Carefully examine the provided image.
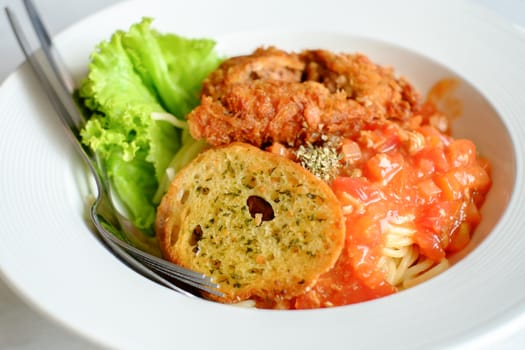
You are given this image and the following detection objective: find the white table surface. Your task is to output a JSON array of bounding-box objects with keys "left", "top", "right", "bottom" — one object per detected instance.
[{"left": 1, "top": 0, "right": 525, "bottom": 349}]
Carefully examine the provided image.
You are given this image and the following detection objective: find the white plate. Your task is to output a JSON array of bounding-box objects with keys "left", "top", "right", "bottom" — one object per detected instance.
[{"left": 1, "top": 0, "right": 525, "bottom": 349}]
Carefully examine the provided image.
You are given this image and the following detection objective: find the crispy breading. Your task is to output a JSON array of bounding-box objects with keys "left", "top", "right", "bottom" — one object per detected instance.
[
  {"left": 189, "top": 80, "right": 369, "bottom": 147},
  {"left": 301, "top": 49, "right": 419, "bottom": 120},
  {"left": 201, "top": 46, "right": 304, "bottom": 100},
  {"left": 187, "top": 47, "right": 421, "bottom": 147}
]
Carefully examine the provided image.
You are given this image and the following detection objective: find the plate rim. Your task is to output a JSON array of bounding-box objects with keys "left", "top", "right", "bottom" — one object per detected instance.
[{"left": 1, "top": 0, "right": 525, "bottom": 349}]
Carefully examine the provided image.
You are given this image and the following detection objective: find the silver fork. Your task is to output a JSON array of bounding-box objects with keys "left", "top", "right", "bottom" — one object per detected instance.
[{"left": 5, "top": 1, "right": 222, "bottom": 299}]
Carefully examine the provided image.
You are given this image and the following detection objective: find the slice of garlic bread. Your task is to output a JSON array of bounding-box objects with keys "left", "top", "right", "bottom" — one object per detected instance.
[{"left": 156, "top": 142, "right": 344, "bottom": 303}]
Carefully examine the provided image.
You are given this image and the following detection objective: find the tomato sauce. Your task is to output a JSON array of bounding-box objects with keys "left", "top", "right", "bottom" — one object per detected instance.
[{"left": 292, "top": 107, "right": 491, "bottom": 309}]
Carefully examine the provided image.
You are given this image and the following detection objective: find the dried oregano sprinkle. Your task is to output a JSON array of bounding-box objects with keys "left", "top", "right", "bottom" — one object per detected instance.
[{"left": 295, "top": 143, "right": 342, "bottom": 182}]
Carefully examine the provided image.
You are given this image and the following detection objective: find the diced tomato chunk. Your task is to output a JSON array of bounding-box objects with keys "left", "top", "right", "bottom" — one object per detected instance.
[
  {"left": 414, "top": 228, "right": 446, "bottom": 261},
  {"left": 332, "top": 176, "right": 383, "bottom": 206},
  {"left": 462, "top": 165, "right": 491, "bottom": 193},
  {"left": 446, "top": 139, "right": 477, "bottom": 168},
  {"left": 462, "top": 201, "right": 481, "bottom": 226},
  {"left": 414, "top": 201, "right": 463, "bottom": 260},
  {"left": 446, "top": 223, "right": 472, "bottom": 253},
  {"left": 414, "top": 146, "right": 449, "bottom": 173},
  {"left": 435, "top": 165, "right": 491, "bottom": 201},
  {"left": 434, "top": 171, "right": 464, "bottom": 200},
  {"left": 417, "top": 125, "right": 451, "bottom": 148},
  {"left": 378, "top": 131, "right": 401, "bottom": 153},
  {"left": 341, "top": 139, "right": 362, "bottom": 163},
  {"left": 365, "top": 152, "right": 404, "bottom": 183},
  {"left": 417, "top": 179, "right": 442, "bottom": 200}
]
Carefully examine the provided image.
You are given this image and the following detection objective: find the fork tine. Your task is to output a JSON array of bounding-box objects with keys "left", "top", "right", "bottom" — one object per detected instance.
[
  {"left": 132, "top": 254, "right": 223, "bottom": 297},
  {"left": 22, "top": 0, "right": 84, "bottom": 129},
  {"left": 103, "top": 234, "right": 198, "bottom": 298},
  {"left": 5, "top": 7, "right": 76, "bottom": 135},
  {"left": 22, "top": 0, "right": 51, "bottom": 47},
  {"left": 136, "top": 253, "right": 216, "bottom": 285},
  {"left": 22, "top": 0, "right": 75, "bottom": 94},
  {"left": 7, "top": 5, "right": 78, "bottom": 132},
  {"left": 133, "top": 253, "right": 218, "bottom": 287},
  {"left": 5, "top": 7, "right": 32, "bottom": 58},
  {"left": 99, "top": 224, "right": 221, "bottom": 290}
]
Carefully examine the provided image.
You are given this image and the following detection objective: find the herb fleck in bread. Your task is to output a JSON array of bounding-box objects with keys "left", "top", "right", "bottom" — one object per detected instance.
[{"left": 155, "top": 142, "right": 344, "bottom": 303}]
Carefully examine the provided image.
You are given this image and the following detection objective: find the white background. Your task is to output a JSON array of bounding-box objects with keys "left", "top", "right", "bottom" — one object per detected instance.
[{"left": 0, "top": 0, "right": 524, "bottom": 349}]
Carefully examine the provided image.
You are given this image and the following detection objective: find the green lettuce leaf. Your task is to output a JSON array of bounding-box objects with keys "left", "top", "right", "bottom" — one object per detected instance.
[{"left": 79, "top": 18, "right": 222, "bottom": 234}]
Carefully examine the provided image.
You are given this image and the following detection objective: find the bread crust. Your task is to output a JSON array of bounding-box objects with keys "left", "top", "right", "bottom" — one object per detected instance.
[{"left": 156, "top": 142, "right": 344, "bottom": 303}]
